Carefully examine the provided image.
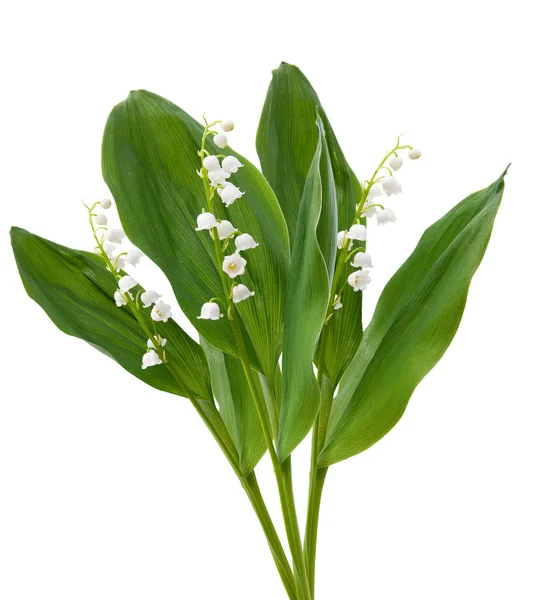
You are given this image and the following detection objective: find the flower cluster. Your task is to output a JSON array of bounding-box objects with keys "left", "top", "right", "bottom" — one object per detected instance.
[
  {"left": 85, "top": 198, "right": 172, "bottom": 371},
  {"left": 335, "top": 140, "right": 422, "bottom": 302},
  {"left": 195, "top": 118, "right": 258, "bottom": 320}
]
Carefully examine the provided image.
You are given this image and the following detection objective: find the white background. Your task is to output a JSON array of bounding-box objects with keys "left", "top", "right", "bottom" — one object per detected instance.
[{"left": 1, "top": 1, "right": 532, "bottom": 598}]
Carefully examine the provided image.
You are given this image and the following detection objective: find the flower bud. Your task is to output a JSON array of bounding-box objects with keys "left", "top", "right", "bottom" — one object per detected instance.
[
  {"left": 195, "top": 212, "right": 217, "bottom": 231},
  {"left": 220, "top": 120, "right": 234, "bottom": 132},
  {"left": 389, "top": 156, "right": 403, "bottom": 171},
  {"left": 105, "top": 228, "right": 125, "bottom": 243},
  {"left": 221, "top": 156, "right": 243, "bottom": 174},
  {"left": 94, "top": 213, "right": 107, "bottom": 226},
  {"left": 376, "top": 207, "right": 397, "bottom": 225},
  {"left": 198, "top": 302, "right": 223, "bottom": 320},
  {"left": 216, "top": 220, "right": 238, "bottom": 240},
  {"left": 235, "top": 233, "right": 259, "bottom": 251},
  {"left": 100, "top": 198, "right": 112, "bottom": 209},
  {"left": 351, "top": 251, "right": 373, "bottom": 268},
  {"left": 114, "top": 290, "right": 132, "bottom": 307},
  {"left": 408, "top": 148, "right": 422, "bottom": 159},
  {"left": 347, "top": 224, "right": 367, "bottom": 241},
  {"left": 203, "top": 155, "right": 220, "bottom": 171},
  {"left": 213, "top": 133, "right": 228, "bottom": 148},
  {"left": 232, "top": 284, "right": 255, "bottom": 303},
  {"left": 142, "top": 349, "right": 162, "bottom": 369}
]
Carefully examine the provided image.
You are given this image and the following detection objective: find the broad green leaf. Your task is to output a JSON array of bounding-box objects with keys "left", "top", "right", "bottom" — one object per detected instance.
[
  {"left": 201, "top": 338, "right": 266, "bottom": 475},
  {"left": 318, "top": 171, "right": 507, "bottom": 467},
  {"left": 257, "top": 62, "right": 363, "bottom": 387},
  {"left": 102, "top": 90, "right": 289, "bottom": 381},
  {"left": 11, "top": 227, "right": 213, "bottom": 400},
  {"left": 277, "top": 118, "right": 331, "bottom": 462}
]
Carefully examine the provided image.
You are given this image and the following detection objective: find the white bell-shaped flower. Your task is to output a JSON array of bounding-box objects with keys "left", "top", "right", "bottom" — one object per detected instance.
[
  {"left": 114, "top": 290, "right": 133, "bottom": 307},
  {"left": 220, "top": 120, "right": 234, "bottom": 132},
  {"left": 232, "top": 284, "right": 255, "bottom": 303},
  {"left": 223, "top": 252, "right": 247, "bottom": 278},
  {"left": 389, "top": 156, "right": 403, "bottom": 171},
  {"left": 195, "top": 212, "right": 217, "bottom": 231},
  {"left": 367, "top": 183, "right": 383, "bottom": 200},
  {"left": 213, "top": 133, "right": 228, "bottom": 148},
  {"left": 348, "top": 269, "right": 371, "bottom": 291},
  {"left": 376, "top": 207, "right": 397, "bottom": 225},
  {"left": 100, "top": 198, "right": 112, "bottom": 209},
  {"left": 362, "top": 201, "right": 378, "bottom": 218},
  {"left": 142, "top": 349, "right": 162, "bottom": 370},
  {"left": 337, "top": 230, "right": 352, "bottom": 250},
  {"left": 147, "top": 335, "right": 167, "bottom": 349},
  {"left": 351, "top": 251, "right": 373, "bottom": 268},
  {"left": 408, "top": 148, "right": 422, "bottom": 159},
  {"left": 151, "top": 300, "right": 172, "bottom": 323},
  {"left": 105, "top": 228, "right": 125, "bottom": 243},
  {"left": 113, "top": 253, "right": 126, "bottom": 271},
  {"left": 218, "top": 182, "right": 244, "bottom": 207},
  {"left": 333, "top": 295, "right": 343, "bottom": 310},
  {"left": 94, "top": 213, "right": 107, "bottom": 226},
  {"left": 102, "top": 241, "right": 117, "bottom": 257},
  {"left": 125, "top": 248, "right": 144, "bottom": 266},
  {"left": 140, "top": 289, "right": 161, "bottom": 308},
  {"left": 347, "top": 223, "right": 367, "bottom": 241},
  {"left": 235, "top": 233, "right": 259, "bottom": 251},
  {"left": 198, "top": 302, "right": 223, "bottom": 320},
  {"left": 203, "top": 155, "right": 220, "bottom": 171},
  {"left": 221, "top": 156, "right": 243, "bottom": 174},
  {"left": 382, "top": 176, "right": 402, "bottom": 196},
  {"left": 208, "top": 168, "right": 230, "bottom": 186},
  {"left": 119, "top": 275, "right": 137, "bottom": 292},
  {"left": 217, "top": 220, "right": 238, "bottom": 240}
]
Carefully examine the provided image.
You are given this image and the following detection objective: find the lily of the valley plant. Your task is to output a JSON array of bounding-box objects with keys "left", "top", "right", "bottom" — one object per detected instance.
[{"left": 11, "top": 63, "right": 506, "bottom": 599}]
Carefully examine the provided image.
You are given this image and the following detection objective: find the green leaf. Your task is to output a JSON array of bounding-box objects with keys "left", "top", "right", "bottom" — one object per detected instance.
[
  {"left": 256, "top": 61, "right": 363, "bottom": 387},
  {"left": 318, "top": 170, "right": 507, "bottom": 467},
  {"left": 201, "top": 338, "right": 266, "bottom": 475},
  {"left": 277, "top": 118, "right": 331, "bottom": 462},
  {"left": 10, "top": 227, "right": 212, "bottom": 401},
  {"left": 102, "top": 90, "right": 289, "bottom": 381}
]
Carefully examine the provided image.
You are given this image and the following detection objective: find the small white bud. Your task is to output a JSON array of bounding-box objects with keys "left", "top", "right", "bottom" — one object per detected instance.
[
  {"left": 195, "top": 212, "right": 217, "bottom": 231},
  {"left": 216, "top": 220, "right": 238, "bottom": 240},
  {"left": 376, "top": 207, "right": 397, "bottom": 225},
  {"left": 408, "top": 148, "right": 422, "bottom": 160},
  {"left": 223, "top": 252, "right": 247, "bottom": 278},
  {"left": 203, "top": 155, "right": 220, "bottom": 171},
  {"left": 389, "top": 156, "right": 403, "bottom": 171},
  {"left": 333, "top": 295, "right": 343, "bottom": 310},
  {"left": 100, "top": 198, "right": 112, "bottom": 209},
  {"left": 351, "top": 251, "right": 373, "bottom": 268},
  {"left": 347, "top": 224, "right": 367, "bottom": 241},
  {"left": 232, "top": 284, "right": 255, "bottom": 303},
  {"left": 198, "top": 302, "right": 223, "bottom": 320},
  {"left": 105, "top": 228, "right": 125, "bottom": 243},
  {"left": 147, "top": 335, "right": 167, "bottom": 349},
  {"left": 118, "top": 275, "right": 137, "bottom": 292},
  {"left": 213, "top": 133, "right": 228, "bottom": 148},
  {"left": 337, "top": 230, "right": 352, "bottom": 250},
  {"left": 235, "top": 233, "right": 259, "bottom": 252},
  {"left": 221, "top": 156, "right": 243, "bottom": 174},
  {"left": 94, "top": 213, "right": 107, "bottom": 226},
  {"left": 220, "top": 120, "right": 234, "bottom": 132}
]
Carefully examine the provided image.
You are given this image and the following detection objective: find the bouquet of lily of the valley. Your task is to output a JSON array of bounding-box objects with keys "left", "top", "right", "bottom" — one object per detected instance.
[{"left": 11, "top": 63, "right": 506, "bottom": 599}]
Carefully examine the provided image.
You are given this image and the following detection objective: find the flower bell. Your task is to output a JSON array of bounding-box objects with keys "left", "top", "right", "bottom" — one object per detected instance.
[
  {"left": 232, "top": 284, "right": 255, "bottom": 303},
  {"left": 221, "top": 156, "right": 243, "bottom": 173},
  {"left": 195, "top": 212, "right": 217, "bottom": 231},
  {"left": 203, "top": 155, "right": 220, "bottom": 171},
  {"left": 382, "top": 176, "right": 402, "bottom": 196},
  {"left": 102, "top": 241, "right": 116, "bottom": 257},
  {"left": 351, "top": 252, "right": 373, "bottom": 268},
  {"left": 141, "top": 290, "right": 161, "bottom": 308},
  {"left": 218, "top": 182, "right": 244, "bottom": 207},
  {"left": 223, "top": 252, "right": 247, "bottom": 278},
  {"left": 198, "top": 302, "right": 223, "bottom": 320},
  {"left": 151, "top": 300, "right": 172, "bottom": 322},
  {"left": 105, "top": 228, "right": 125, "bottom": 243},
  {"left": 94, "top": 213, "right": 107, "bottom": 226},
  {"left": 114, "top": 290, "right": 132, "bottom": 307},
  {"left": 235, "top": 233, "right": 259, "bottom": 251},
  {"left": 217, "top": 220, "right": 238, "bottom": 240},
  {"left": 125, "top": 248, "right": 144, "bottom": 266},
  {"left": 100, "top": 198, "right": 112, "bottom": 209},
  {"left": 333, "top": 295, "right": 343, "bottom": 310},
  {"left": 213, "top": 133, "right": 228, "bottom": 148},
  {"left": 389, "top": 156, "right": 403, "bottom": 171},
  {"left": 337, "top": 230, "right": 352, "bottom": 249},
  {"left": 118, "top": 275, "right": 137, "bottom": 292},
  {"left": 347, "top": 224, "right": 367, "bottom": 241},
  {"left": 142, "top": 349, "right": 162, "bottom": 370},
  {"left": 408, "top": 148, "right": 422, "bottom": 159},
  {"left": 362, "top": 201, "right": 378, "bottom": 218},
  {"left": 376, "top": 207, "right": 397, "bottom": 225},
  {"left": 367, "top": 183, "right": 383, "bottom": 200},
  {"left": 220, "top": 120, "right": 234, "bottom": 132},
  {"left": 348, "top": 269, "right": 371, "bottom": 291},
  {"left": 208, "top": 169, "right": 229, "bottom": 186},
  {"left": 147, "top": 335, "right": 167, "bottom": 349}
]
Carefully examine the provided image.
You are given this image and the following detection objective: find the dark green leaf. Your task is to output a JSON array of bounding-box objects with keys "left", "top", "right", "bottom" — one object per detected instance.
[
  {"left": 257, "top": 62, "right": 363, "bottom": 387},
  {"left": 201, "top": 338, "right": 266, "bottom": 475},
  {"left": 102, "top": 90, "right": 289, "bottom": 381},
  {"left": 318, "top": 170, "right": 507, "bottom": 467},
  {"left": 277, "top": 118, "right": 331, "bottom": 462}
]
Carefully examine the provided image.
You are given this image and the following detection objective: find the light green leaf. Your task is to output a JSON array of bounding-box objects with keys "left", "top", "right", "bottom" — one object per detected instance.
[
  {"left": 256, "top": 61, "right": 363, "bottom": 387},
  {"left": 201, "top": 338, "right": 266, "bottom": 475},
  {"left": 102, "top": 90, "right": 289, "bottom": 381},
  {"left": 277, "top": 118, "right": 331, "bottom": 462},
  {"left": 11, "top": 227, "right": 213, "bottom": 401},
  {"left": 318, "top": 170, "right": 507, "bottom": 467}
]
